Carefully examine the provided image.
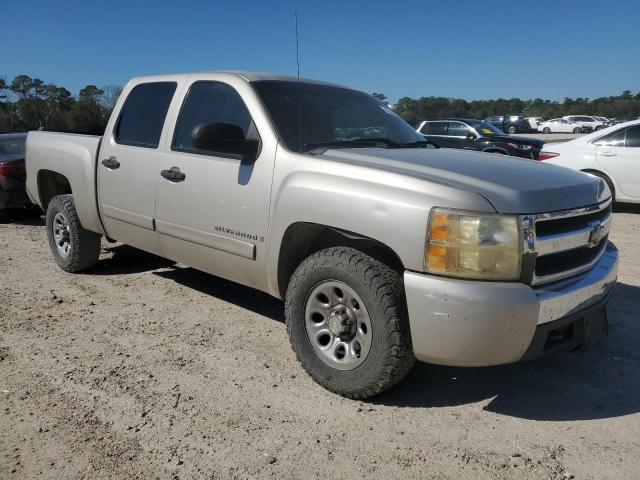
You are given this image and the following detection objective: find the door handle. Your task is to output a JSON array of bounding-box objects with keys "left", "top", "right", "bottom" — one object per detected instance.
[
  {"left": 101, "top": 156, "right": 120, "bottom": 169},
  {"left": 160, "top": 167, "right": 186, "bottom": 182},
  {"left": 600, "top": 151, "right": 617, "bottom": 157}
]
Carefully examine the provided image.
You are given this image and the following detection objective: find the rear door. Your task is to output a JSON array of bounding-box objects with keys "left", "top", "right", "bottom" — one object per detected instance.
[
  {"left": 595, "top": 125, "right": 640, "bottom": 198},
  {"left": 97, "top": 81, "right": 177, "bottom": 253},
  {"left": 153, "top": 77, "right": 277, "bottom": 290},
  {"left": 422, "top": 121, "right": 448, "bottom": 146}
]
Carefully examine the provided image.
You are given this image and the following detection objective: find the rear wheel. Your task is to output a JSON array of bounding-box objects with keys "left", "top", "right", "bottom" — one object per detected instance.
[
  {"left": 543, "top": 127, "right": 551, "bottom": 134},
  {"left": 285, "top": 247, "right": 415, "bottom": 399},
  {"left": 507, "top": 125, "right": 517, "bottom": 134},
  {"left": 46, "top": 194, "right": 101, "bottom": 272},
  {"left": 573, "top": 127, "right": 581, "bottom": 134}
]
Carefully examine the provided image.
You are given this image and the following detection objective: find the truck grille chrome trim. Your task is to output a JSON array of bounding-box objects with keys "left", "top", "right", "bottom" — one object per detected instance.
[{"left": 521, "top": 199, "right": 612, "bottom": 285}]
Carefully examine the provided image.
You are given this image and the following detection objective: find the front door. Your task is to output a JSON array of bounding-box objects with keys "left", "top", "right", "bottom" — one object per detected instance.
[
  {"left": 444, "top": 121, "right": 474, "bottom": 150},
  {"left": 97, "top": 81, "right": 177, "bottom": 253},
  {"left": 595, "top": 125, "right": 640, "bottom": 198},
  {"left": 154, "top": 78, "right": 276, "bottom": 290}
]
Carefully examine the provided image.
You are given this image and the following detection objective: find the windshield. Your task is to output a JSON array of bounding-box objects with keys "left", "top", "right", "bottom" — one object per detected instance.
[
  {"left": 465, "top": 120, "right": 505, "bottom": 136},
  {"left": 0, "top": 138, "right": 26, "bottom": 155},
  {"left": 252, "top": 80, "right": 424, "bottom": 152}
]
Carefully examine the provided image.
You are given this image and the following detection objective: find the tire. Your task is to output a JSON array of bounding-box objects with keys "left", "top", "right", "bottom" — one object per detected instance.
[
  {"left": 543, "top": 127, "right": 551, "bottom": 134},
  {"left": 285, "top": 247, "right": 415, "bottom": 399},
  {"left": 46, "top": 194, "right": 101, "bottom": 272},
  {"left": 507, "top": 125, "right": 517, "bottom": 134},
  {"left": 586, "top": 171, "right": 615, "bottom": 201},
  {"left": 573, "top": 127, "right": 581, "bottom": 134}
]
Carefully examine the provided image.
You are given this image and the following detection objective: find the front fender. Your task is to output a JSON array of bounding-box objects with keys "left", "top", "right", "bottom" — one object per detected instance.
[{"left": 265, "top": 149, "right": 495, "bottom": 296}]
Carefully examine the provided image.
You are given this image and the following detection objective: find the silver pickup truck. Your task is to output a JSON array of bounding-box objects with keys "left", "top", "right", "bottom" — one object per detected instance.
[{"left": 26, "top": 72, "right": 618, "bottom": 398}]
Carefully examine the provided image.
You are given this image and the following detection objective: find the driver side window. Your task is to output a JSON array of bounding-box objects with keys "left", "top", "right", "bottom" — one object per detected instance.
[
  {"left": 447, "top": 122, "right": 470, "bottom": 137},
  {"left": 172, "top": 81, "right": 254, "bottom": 155}
]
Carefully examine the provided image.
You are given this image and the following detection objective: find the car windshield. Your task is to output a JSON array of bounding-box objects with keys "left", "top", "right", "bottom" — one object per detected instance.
[
  {"left": 0, "top": 138, "right": 26, "bottom": 155},
  {"left": 465, "top": 120, "right": 505, "bottom": 136},
  {"left": 252, "top": 80, "right": 425, "bottom": 153}
]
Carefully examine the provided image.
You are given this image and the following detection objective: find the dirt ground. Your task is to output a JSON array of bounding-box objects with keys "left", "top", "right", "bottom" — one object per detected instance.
[{"left": 1, "top": 205, "right": 639, "bottom": 480}]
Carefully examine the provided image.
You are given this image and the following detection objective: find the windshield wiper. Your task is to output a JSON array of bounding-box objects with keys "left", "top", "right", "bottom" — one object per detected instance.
[
  {"left": 304, "top": 140, "right": 380, "bottom": 154},
  {"left": 304, "top": 137, "right": 403, "bottom": 154},
  {"left": 403, "top": 140, "right": 430, "bottom": 147},
  {"left": 304, "top": 137, "right": 426, "bottom": 154},
  {"left": 344, "top": 137, "right": 404, "bottom": 148}
]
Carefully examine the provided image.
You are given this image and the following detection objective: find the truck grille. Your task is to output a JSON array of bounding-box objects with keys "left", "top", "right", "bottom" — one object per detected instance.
[
  {"left": 528, "top": 200, "right": 612, "bottom": 285},
  {"left": 535, "top": 239, "right": 608, "bottom": 277},
  {"left": 535, "top": 207, "right": 610, "bottom": 237}
]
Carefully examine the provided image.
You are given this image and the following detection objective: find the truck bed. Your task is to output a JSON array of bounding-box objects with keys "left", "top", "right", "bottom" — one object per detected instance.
[{"left": 25, "top": 131, "right": 105, "bottom": 235}]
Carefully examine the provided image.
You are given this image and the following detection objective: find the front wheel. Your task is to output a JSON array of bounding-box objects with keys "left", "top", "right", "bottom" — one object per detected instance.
[
  {"left": 46, "top": 194, "right": 101, "bottom": 272},
  {"left": 543, "top": 127, "right": 551, "bottom": 134},
  {"left": 285, "top": 247, "right": 415, "bottom": 399},
  {"left": 573, "top": 127, "right": 581, "bottom": 134},
  {"left": 507, "top": 125, "right": 517, "bottom": 134}
]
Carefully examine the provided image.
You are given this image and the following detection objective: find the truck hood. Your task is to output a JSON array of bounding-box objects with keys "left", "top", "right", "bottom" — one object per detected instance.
[{"left": 319, "top": 147, "right": 605, "bottom": 214}]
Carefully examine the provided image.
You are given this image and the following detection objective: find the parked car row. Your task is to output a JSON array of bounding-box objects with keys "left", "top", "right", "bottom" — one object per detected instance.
[
  {"left": 481, "top": 114, "right": 619, "bottom": 134},
  {"left": 416, "top": 119, "right": 543, "bottom": 159}
]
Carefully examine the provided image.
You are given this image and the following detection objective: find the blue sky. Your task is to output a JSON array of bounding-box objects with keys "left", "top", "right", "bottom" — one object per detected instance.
[{"left": 2, "top": 0, "right": 639, "bottom": 103}]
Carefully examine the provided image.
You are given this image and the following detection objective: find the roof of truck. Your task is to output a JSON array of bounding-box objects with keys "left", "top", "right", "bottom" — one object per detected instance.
[{"left": 129, "top": 71, "right": 345, "bottom": 88}]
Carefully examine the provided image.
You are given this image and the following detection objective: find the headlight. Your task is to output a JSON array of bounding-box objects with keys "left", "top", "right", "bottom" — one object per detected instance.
[{"left": 425, "top": 208, "right": 522, "bottom": 280}]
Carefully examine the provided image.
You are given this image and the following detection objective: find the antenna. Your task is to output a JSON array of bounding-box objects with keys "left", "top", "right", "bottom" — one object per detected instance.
[{"left": 295, "top": 10, "right": 302, "bottom": 152}]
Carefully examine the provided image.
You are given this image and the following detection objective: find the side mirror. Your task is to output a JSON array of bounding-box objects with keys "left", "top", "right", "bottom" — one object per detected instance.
[{"left": 191, "top": 122, "right": 260, "bottom": 163}]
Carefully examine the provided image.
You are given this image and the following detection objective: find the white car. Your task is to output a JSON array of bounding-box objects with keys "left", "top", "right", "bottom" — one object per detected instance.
[
  {"left": 563, "top": 115, "right": 607, "bottom": 131},
  {"left": 537, "top": 118, "right": 585, "bottom": 134},
  {"left": 525, "top": 117, "right": 545, "bottom": 129},
  {"left": 539, "top": 120, "right": 640, "bottom": 203}
]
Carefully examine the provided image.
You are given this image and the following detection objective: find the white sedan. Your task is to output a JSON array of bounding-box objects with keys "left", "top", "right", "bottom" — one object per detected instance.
[
  {"left": 537, "top": 118, "right": 585, "bottom": 134},
  {"left": 563, "top": 115, "right": 607, "bottom": 131},
  {"left": 539, "top": 120, "right": 640, "bottom": 203}
]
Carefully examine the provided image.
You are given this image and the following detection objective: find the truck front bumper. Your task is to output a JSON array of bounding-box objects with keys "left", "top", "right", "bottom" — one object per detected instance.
[{"left": 404, "top": 242, "right": 618, "bottom": 367}]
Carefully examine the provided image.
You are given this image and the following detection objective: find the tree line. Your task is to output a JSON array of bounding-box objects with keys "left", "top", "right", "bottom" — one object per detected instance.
[
  {"left": 0, "top": 75, "right": 121, "bottom": 135},
  {"left": 391, "top": 90, "right": 640, "bottom": 126},
  {"left": 1, "top": 74, "right": 639, "bottom": 135}
]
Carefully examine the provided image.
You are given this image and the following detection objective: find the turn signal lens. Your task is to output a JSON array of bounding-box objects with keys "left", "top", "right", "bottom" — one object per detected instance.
[
  {"left": 538, "top": 151, "right": 559, "bottom": 161},
  {"left": 425, "top": 208, "right": 522, "bottom": 280}
]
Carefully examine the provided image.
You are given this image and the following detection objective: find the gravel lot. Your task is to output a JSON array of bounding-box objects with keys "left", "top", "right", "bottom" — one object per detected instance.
[{"left": 1, "top": 206, "right": 639, "bottom": 480}]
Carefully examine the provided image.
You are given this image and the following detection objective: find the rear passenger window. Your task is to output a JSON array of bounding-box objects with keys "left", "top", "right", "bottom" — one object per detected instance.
[
  {"left": 115, "top": 82, "right": 176, "bottom": 148},
  {"left": 172, "top": 81, "right": 253, "bottom": 154},
  {"left": 625, "top": 126, "right": 640, "bottom": 147}
]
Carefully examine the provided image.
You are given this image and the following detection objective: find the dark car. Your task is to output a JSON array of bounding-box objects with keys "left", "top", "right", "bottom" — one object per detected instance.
[
  {"left": 0, "top": 133, "right": 31, "bottom": 220},
  {"left": 417, "top": 119, "right": 544, "bottom": 159},
  {"left": 484, "top": 115, "right": 532, "bottom": 134}
]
